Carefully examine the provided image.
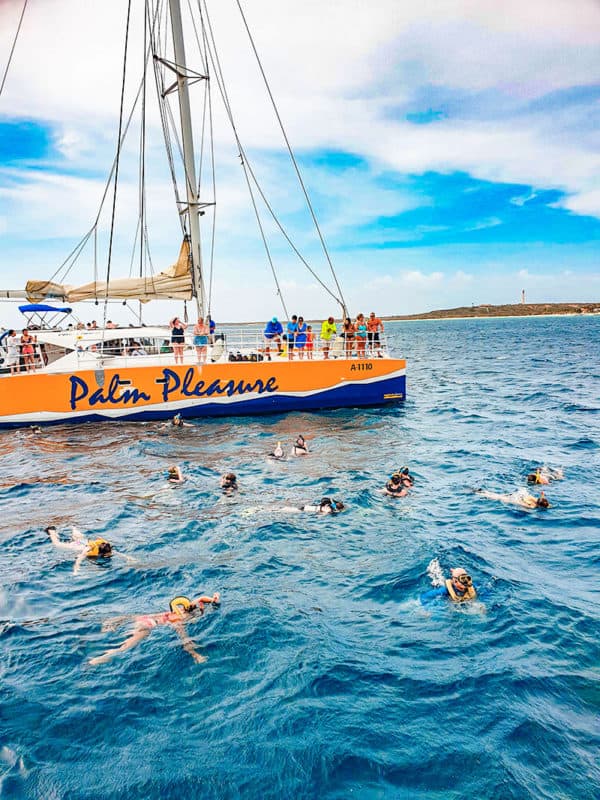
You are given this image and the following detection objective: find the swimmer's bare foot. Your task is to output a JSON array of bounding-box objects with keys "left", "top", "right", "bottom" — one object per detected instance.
[{"left": 192, "top": 653, "right": 207, "bottom": 664}]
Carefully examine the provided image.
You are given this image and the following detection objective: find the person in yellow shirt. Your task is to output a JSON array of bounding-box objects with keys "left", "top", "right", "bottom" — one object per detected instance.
[{"left": 320, "top": 317, "right": 337, "bottom": 359}]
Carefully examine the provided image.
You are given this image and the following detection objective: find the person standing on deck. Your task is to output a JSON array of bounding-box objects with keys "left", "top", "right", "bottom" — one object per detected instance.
[
  {"left": 320, "top": 317, "right": 337, "bottom": 359},
  {"left": 286, "top": 315, "right": 298, "bottom": 360},
  {"left": 264, "top": 317, "right": 283, "bottom": 359},
  {"left": 367, "top": 312, "right": 384, "bottom": 357}
]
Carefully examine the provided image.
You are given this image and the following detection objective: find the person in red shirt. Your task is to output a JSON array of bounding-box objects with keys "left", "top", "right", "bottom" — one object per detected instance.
[{"left": 367, "top": 312, "right": 384, "bottom": 357}]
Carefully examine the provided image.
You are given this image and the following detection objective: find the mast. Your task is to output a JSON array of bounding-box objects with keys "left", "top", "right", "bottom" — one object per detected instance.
[{"left": 168, "top": 0, "right": 205, "bottom": 317}]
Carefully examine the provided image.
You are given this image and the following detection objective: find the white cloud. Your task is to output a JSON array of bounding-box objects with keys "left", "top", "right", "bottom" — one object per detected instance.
[{"left": 0, "top": 0, "right": 599, "bottom": 321}]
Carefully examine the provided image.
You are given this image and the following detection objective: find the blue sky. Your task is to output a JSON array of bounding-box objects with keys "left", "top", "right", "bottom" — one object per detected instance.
[{"left": 0, "top": 0, "right": 599, "bottom": 323}]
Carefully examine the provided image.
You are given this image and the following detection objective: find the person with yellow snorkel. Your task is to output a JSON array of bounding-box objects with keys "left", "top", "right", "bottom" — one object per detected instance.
[
  {"left": 88, "top": 593, "right": 220, "bottom": 666},
  {"left": 526, "top": 467, "right": 563, "bottom": 485},
  {"left": 45, "top": 525, "right": 132, "bottom": 575}
]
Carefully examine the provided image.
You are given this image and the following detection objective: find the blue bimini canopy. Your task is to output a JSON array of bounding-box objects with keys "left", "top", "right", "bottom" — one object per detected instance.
[{"left": 19, "top": 304, "right": 73, "bottom": 314}]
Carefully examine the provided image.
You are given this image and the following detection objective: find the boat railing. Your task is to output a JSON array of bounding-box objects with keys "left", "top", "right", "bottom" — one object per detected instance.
[{"left": 0, "top": 326, "right": 392, "bottom": 374}]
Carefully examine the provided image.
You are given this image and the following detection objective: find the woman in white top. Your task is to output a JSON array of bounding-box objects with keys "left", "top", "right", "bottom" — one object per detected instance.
[{"left": 5, "top": 330, "right": 20, "bottom": 375}]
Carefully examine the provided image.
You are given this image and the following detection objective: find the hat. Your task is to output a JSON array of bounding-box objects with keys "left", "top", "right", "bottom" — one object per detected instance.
[{"left": 272, "top": 317, "right": 278, "bottom": 323}]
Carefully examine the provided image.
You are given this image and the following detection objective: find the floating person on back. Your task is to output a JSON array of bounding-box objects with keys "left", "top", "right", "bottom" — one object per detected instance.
[
  {"left": 420, "top": 567, "right": 478, "bottom": 605},
  {"left": 268, "top": 441, "right": 285, "bottom": 461},
  {"left": 45, "top": 525, "right": 131, "bottom": 575},
  {"left": 221, "top": 472, "right": 238, "bottom": 494},
  {"left": 526, "top": 467, "right": 563, "bottom": 485},
  {"left": 475, "top": 488, "right": 549, "bottom": 509},
  {"left": 292, "top": 434, "right": 309, "bottom": 456},
  {"left": 282, "top": 497, "right": 345, "bottom": 515},
  {"left": 88, "top": 592, "right": 220, "bottom": 666}
]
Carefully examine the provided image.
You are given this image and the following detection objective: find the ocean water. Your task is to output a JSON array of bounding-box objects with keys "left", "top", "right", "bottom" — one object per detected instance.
[{"left": 1, "top": 315, "right": 599, "bottom": 800}]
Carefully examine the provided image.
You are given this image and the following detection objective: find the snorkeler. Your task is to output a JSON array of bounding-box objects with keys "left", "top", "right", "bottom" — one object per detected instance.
[
  {"left": 167, "top": 465, "right": 184, "bottom": 484},
  {"left": 292, "top": 435, "right": 309, "bottom": 456},
  {"left": 88, "top": 593, "right": 220, "bottom": 666},
  {"left": 420, "top": 567, "right": 477, "bottom": 604},
  {"left": 384, "top": 472, "right": 409, "bottom": 497},
  {"left": 282, "top": 497, "right": 345, "bottom": 514},
  {"left": 25, "top": 425, "right": 42, "bottom": 437},
  {"left": 476, "top": 488, "right": 550, "bottom": 509},
  {"left": 163, "top": 413, "right": 192, "bottom": 429},
  {"left": 45, "top": 525, "right": 131, "bottom": 575},
  {"left": 526, "top": 467, "right": 563, "bottom": 485},
  {"left": 221, "top": 472, "right": 238, "bottom": 493},
  {"left": 397, "top": 466, "right": 414, "bottom": 487},
  {"left": 268, "top": 441, "right": 285, "bottom": 460}
]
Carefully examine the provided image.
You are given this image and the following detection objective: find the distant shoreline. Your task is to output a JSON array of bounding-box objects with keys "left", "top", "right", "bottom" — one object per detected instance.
[{"left": 382, "top": 302, "right": 600, "bottom": 322}]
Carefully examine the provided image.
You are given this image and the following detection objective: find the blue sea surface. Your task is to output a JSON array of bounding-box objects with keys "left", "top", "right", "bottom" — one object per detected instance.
[{"left": 1, "top": 316, "right": 599, "bottom": 799}]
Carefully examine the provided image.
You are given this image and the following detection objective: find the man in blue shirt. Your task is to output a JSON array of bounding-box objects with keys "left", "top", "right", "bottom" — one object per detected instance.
[
  {"left": 264, "top": 317, "right": 283, "bottom": 359},
  {"left": 285, "top": 315, "right": 298, "bottom": 360}
]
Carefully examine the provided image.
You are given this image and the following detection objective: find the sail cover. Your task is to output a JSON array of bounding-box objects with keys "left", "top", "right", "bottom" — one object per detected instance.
[{"left": 25, "top": 240, "right": 193, "bottom": 304}]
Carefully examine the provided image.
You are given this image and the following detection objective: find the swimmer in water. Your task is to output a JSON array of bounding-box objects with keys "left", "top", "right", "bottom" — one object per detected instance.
[
  {"left": 88, "top": 592, "right": 220, "bottom": 666},
  {"left": 282, "top": 497, "right": 345, "bottom": 514},
  {"left": 526, "top": 466, "right": 563, "bottom": 485},
  {"left": 163, "top": 413, "right": 192, "bottom": 429},
  {"left": 384, "top": 472, "right": 409, "bottom": 497},
  {"left": 26, "top": 425, "right": 42, "bottom": 436},
  {"left": 45, "top": 525, "right": 132, "bottom": 575},
  {"left": 397, "top": 466, "right": 414, "bottom": 487},
  {"left": 167, "top": 465, "right": 184, "bottom": 484},
  {"left": 476, "top": 488, "right": 550, "bottom": 509},
  {"left": 221, "top": 472, "right": 238, "bottom": 493},
  {"left": 420, "top": 567, "right": 477, "bottom": 604},
  {"left": 292, "top": 435, "right": 309, "bottom": 456},
  {"left": 268, "top": 441, "right": 285, "bottom": 460}
]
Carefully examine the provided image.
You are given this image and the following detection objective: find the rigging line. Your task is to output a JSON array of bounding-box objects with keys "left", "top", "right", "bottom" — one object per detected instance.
[
  {"left": 200, "top": 0, "right": 288, "bottom": 320},
  {"left": 200, "top": 0, "right": 342, "bottom": 310},
  {"left": 139, "top": 0, "right": 148, "bottom": 284},
  {"left": 186, "top": 0, "right": 209, "bottom": 190},
  {"left": 203, "top": 21, "right": 217, "bottom": 315},
  {"left": 195, "top": 1, "right": 216, "bottom": 313},
  {"left": 103, "top": 0, "right": 133, "bottom": 329},
  {"left": 44, "top": 74, "right": 147, "bottom": 288},
  {"left": 199, "top": 2, "right": 289, "bottom": 319},
  {"left": 149, "top": 0, "right": 187, "bottom": 238},
  {"left": 234, "top": 0, "right": 348, "bottom": 315},
  {"left": 0, "top": 0, "right": 28, "bottom": 98}
]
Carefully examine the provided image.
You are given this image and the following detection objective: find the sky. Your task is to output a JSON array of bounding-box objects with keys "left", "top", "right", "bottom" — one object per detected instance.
[{"left": 1, "top": 0, "right": 599, "bottom": 325}]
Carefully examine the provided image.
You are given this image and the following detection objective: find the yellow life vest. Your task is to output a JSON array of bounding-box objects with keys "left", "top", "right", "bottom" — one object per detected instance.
[
  {"left": 87, "top": 538, "right": 110, "bottom": 557},
  {"left": 445, "top": 579, "right": 476, "bottom": 602}
]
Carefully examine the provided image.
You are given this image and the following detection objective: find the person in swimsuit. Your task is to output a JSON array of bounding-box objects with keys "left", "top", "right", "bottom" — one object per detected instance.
[
  {"left": 354, "top": 314, "right": 367, "bottom": 358},
  {"left": 420, "top": 567, "right": 478, "bottom": 604},
  {"left": 169, "top": 317, "right": 187, "bottom": 365},
  {"left": 526, "top": 467, "right": 563, "bottom": 485},
  {"left": 292, "top": 435, "right": 308, "bottom": 456},
  {"left": 88, "top": 593, "right": 220, "bottom": 666},
  {"left": 193, "top": 317, "right": 210, "bottom": 364},
  {"left": 221, "top": 473, "right": 238, "bottom": 493},
  {"left": 384, "top": 473, "right": 409, "bottom": 497},
  {"left": 475, "top": 488, "right": 550, "bottom": 509},
  {"left": 167, "top": 465, "right": 184, "bottom": 484},
  {"left": 282, "top": 497, "right": 345, "bottom": 514},
  {"left": 397, "top": 466, "right": 414, "bottom": 487},
  {"left": 20, "top": 329, "right": 37, "bottom": 373},
  {"left": 45, "top": 525, "right": 131, "bottom": 575},
  {"left": 342, "top": 317, "right": 356, "bottom": 358},
  {"left": 305, "top": 326, "right": 314, "bottom": 359}
]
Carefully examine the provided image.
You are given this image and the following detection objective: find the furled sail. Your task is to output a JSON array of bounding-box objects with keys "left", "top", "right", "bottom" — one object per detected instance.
[{"left": 25, "top": 240, "right": 193, "bottom": 304}]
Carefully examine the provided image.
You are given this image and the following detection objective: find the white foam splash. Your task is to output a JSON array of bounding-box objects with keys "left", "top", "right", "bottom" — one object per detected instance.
[{"left": 427, "top": 558, "right": 445, "bottom": 587}]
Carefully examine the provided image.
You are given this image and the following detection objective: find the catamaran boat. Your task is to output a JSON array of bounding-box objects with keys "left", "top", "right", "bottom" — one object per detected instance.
[{"left": 0, "top": 0, "right": 405, "bottom": 428}]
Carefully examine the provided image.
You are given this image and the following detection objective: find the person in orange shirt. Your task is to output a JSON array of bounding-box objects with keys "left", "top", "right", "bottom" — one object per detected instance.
[{"left": 367, "top": 312, "right": 384, "bottom": 357}]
